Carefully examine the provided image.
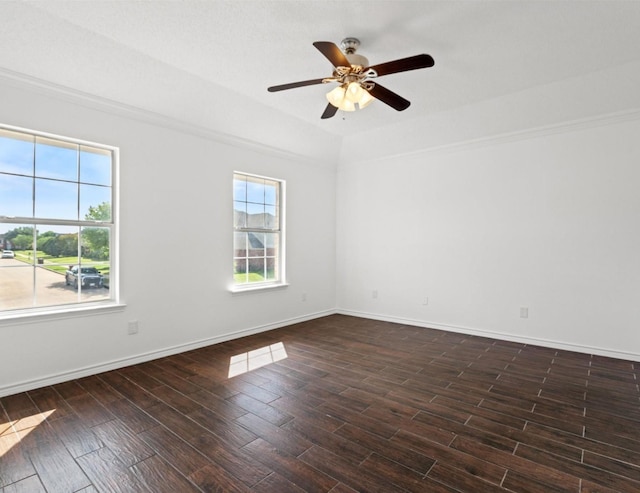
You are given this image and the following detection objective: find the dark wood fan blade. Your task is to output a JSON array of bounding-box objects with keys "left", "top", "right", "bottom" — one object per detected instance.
[
  {"left": 313, "top": 41, "right": 352, "bottom": 68},
  {"left": 368, "top": 83, "right": 411, "bottom": 111},
  {"left": 367, "top": 54, "right": 434, "bottom": 77},
  {"left": 268, "top": 78, "right": 326, "bottom": 92},
  {"left": 321, "top": 103, "right": 338, "bottom": 119}
]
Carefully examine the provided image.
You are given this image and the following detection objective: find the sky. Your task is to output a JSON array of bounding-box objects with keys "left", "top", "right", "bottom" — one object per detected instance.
[{"left": 0, "top": 128, "right": 112, "bottom": 235}]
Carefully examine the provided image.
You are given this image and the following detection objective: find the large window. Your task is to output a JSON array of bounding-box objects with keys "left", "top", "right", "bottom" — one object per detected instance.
[
  {"left": 233, "top": 172, "right": 284, "bottom": 287},
  {"left": 0, "top": 125, "right": 117, "bottom": 314}
]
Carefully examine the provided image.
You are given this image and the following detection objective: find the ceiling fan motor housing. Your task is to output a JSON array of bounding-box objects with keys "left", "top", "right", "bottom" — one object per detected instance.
[
  {"left": 346, "top": 53, "right": 369, "bottom": 69},
  {"left": 341, "top": 37, "right": 368, "bottom": 68}
]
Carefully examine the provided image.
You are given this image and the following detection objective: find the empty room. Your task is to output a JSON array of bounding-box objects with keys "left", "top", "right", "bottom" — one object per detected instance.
[{"left": 1, "top": 1, "right": 639, "bottom": 492}]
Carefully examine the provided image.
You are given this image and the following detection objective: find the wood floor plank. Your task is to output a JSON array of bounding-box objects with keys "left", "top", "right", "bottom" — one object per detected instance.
[
  {"left": 243, "top": 438, "right": 338, "bottom": 493},
  {"left": 0, "top": 406, "right": 45, "bottom": 434},
  {"left": 1, "top": 474, "right": 47, "bottom": 493},
  {"left": 45, "top": 413, "right": 103, "bottom": 458},
  {"left": 317, "top": 400, "right": 398, "bottom": 439},
  {"left": 77, "top": 375, "right": 124, "bottom": 406},
  {"left": 138, "top": 425, "right": 210, "bottom": 477},
  {"left": 105, "top": 398, "right": 160, "bottom": 434},
  {"left": 392, "top": 428, "right": 505, "bottom": 484},
  {"left": 65, "top": 393, "right": 115, "bottom": 428},
  {"left": 18, "top": 422, "right": 91, "bottom": 492},
  {"left": 336, "top": 423, "right": 435, "bottom": 474},
  {"left": 299, "top": 445, "right": 397, "bottom": 493},
  {"left": 281, "top": 416, "right": 371, "bottom": 464},
  {"left": 467, "top": 415, "right": 582, "bottom": 462},
  {"left": 190, "top": 437, "right": 273, "bottom": 487},
  {"left": 0, "top": 392, "right": 34, "bottom": 419},
  {"left": 76, "top": 446, "right": 152, "bottom": 493},
  {"left": 149, "top": 368, "right": 204, "bottom": 395},
  {"left": 98, "top": 372, "right": 161, "bottom": 409},
  {"left": 0, "top": 432, "right": 37, "bottom": 488},
  {"left": 148, "top": 384, "right": 202, "bottom": 414},
  {"left": 501, "top": 468, "right": 577, "bottom": 493},
  {"left": 27, "top": 386, "right": 74, "bottom": 421},
  {"left": 515, "top": 443, "right": 640, "bottom": 492},
  {"left": 145, "top": 402, "right": 270, "bottom": 486},
  {"left": 270, "top": 395, "right": 344, "bottom": 432},
  {"left": 428, "top": 462, "right": 506, "bottom": 493},
  {"left": 91, "top": 419, "right": 155, "bottom": 467},
  {"left": 187, "top": 406, "right": 259, "bottom": 448},
  {"left": 188, "top": 388, "right": 248, "bottom": 420},
  {"left": 235, "top": 411, "right": 312, "bottom": 457},
  {"left": 130, "top": 454, "right": 200, "bottom": 492},
  {"left": 525, "top": 420, "right": 640, "bottom": 465},
  {"left": 189, "top": 463, "right": 253, "bottom": 492},
  {"left": 51, "top": 380, "right": 87, "bottom": 400},
  {"left": 251, "top": 472, "right": 306, "bottom": 493},
  {"left": 227, "top": 392, "right": 293, "bottom": 426},
  {"left": 480, "top": 394, "right": 585, "bottom": 436},
  {"left": 451, "top": 436, "right": 581, "bottom": 490},
  {"left": 359, "top": 452, "right": 436, "bottom": 493}
]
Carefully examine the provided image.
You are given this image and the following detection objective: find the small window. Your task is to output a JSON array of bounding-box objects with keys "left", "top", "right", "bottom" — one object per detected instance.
[
  {"left": 0, "top": 125, "right": 117, "bottom": 315},
  {"left": 233, "top": 172, "right": 284, "bottom": 287}
]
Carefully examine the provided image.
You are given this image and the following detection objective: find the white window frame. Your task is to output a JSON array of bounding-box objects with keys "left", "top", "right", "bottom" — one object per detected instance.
[
  {"left": 232, "top": 171, "right": 286, "bottom": 292},
  {"left": 0, "top": 123, "right": 120, "bottom": 319}
]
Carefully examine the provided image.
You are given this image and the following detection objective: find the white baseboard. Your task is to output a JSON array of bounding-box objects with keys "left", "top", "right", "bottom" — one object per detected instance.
[
  {"left": 0, "top": 309, "right": 335, "bottom": 397},
  {"left": 336, "top": 309, "right": 640, "bottom": 361}
]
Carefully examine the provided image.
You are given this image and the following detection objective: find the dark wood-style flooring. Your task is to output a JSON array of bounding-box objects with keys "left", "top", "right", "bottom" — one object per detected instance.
[{"left": 1, "top": 314, "right": 640, "bottom": 492}]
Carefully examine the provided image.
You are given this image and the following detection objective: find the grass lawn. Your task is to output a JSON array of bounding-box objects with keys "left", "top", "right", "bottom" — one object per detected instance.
[
  {"left": 13, "top": 250, "right": 109, "bottom": 275},
  {"left": 234, "top": 272, "right": 266, "bottom": 283}
]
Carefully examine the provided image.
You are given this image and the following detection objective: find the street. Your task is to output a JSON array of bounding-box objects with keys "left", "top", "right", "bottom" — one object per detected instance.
[{"left": 0, "top": 258, "right": 109, "bottom": 310}]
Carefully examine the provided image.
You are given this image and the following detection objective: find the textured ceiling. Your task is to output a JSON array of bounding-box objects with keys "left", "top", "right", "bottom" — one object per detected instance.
[{"left": 2, "top": 1, "right": 640, "bottom": 161}]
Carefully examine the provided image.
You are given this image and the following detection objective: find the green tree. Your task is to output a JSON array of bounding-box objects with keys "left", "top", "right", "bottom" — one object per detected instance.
[
  {"left": 85, "top": 202, "right": 111, "bottom": 222},
  {"left": 36, "top": 231, "right": 59, "bottom": 255},
  {"left": 12, "top": 234, "right": 33, "bottom": 250},
  {"left": 4, "top": 227, "right": 34, "bottom": 245},
  {"left": 38, "top": 233, "right": 78, "bottom": 257},
  {"left": 37, "top": 236, "right": 56, "bottom": 255},
  {"left": 82, "top": 202, "right": 111, "bottom": 260},
  {"left": 58, "top": 234, "right": 79, "bottom": 257}
]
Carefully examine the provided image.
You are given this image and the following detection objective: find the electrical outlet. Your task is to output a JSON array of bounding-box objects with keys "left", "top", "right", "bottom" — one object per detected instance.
[
  {"left": 372, "top": 290, "right": 378, "bottom": 299},
  {"left": 301, "top": 292, "right": 307, "bottom": 302},
  {"left": 520, "top": 307, "right": 529, "bottom": 319},
  {"left": 422, "top": 297, "right": 429, "bottom": 306},
  {"left": 127, "top": 320, "right": 139, "bottom": 335}
]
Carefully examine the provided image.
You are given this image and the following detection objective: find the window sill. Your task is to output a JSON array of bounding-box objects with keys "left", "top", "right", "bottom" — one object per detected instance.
[
  {"left": 0, "top": 302, "right": 127, "bottom": 326},
  {"left": 229, "top": 282, "right": 289, "bottom": 294}
]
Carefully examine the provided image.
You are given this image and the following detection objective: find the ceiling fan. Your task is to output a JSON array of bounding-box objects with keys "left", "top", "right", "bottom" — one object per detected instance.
[{"left": 267, "top": 37, "right": 434, "bottom": 119}]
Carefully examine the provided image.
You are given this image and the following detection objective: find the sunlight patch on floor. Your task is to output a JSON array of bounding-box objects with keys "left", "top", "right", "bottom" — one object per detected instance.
[
  {"left": 0, "top": 409, "right": 55, "bottom": 457},
  {"left": 228, "top": 342, "right": 288, "bottom": 378}
]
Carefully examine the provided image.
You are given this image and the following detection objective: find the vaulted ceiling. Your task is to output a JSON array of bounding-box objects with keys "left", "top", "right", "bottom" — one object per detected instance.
[{"left": 2, "top": 1, "right": 640, "bottom": 163}]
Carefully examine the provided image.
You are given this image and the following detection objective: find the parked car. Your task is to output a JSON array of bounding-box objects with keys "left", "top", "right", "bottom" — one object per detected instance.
[
  {"left": 65, "top": 266, "right": 104, "bottom": 289},
  {"left": 1, "top": 250, "right": 15, "bottom": 258}
]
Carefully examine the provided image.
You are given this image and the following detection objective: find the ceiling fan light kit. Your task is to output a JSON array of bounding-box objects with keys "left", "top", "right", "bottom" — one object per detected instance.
[
  {"left": 267, "top": 37, "right": 434, "bottom": 119},
  {"left": 326, "top": 80, "right": 375, "bottom": 111}
]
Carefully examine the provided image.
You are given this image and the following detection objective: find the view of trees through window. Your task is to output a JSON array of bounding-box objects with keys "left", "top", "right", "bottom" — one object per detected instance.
[
  {"left": 0, "top": 126, "right": 115, "bottom": 312},
  {"left": 233, "top": 173, "right": 282, "bottom": 285}
]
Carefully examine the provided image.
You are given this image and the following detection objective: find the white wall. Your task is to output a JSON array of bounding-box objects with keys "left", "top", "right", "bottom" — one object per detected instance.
[
  {"left": 0, "top": 79, "right": 337, "bottom": 396},
  {"left": 337, "top": 116, "right": 640, "bottom": 359}
]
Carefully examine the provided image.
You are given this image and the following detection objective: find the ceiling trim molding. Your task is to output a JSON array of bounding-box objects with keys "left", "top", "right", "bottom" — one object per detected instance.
[
  {"left": 341, "top": 106, "right": 640, "bottom": 166},
  {"left": 0, "top": 67, "right": 332, "bottom": 169}
]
